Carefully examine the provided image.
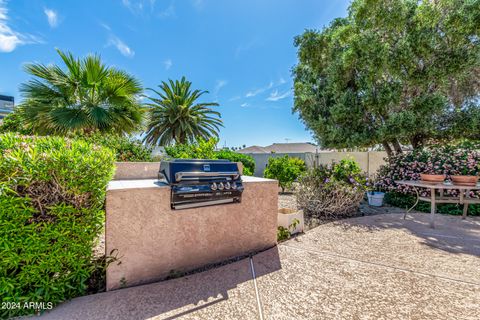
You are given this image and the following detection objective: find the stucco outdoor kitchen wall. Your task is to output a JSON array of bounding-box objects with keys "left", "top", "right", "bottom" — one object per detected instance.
[{"left": 105, "top": 176, "right": 278, "bottom": 291}]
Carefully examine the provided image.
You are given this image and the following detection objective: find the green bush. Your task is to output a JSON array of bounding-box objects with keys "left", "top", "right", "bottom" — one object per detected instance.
[
  {"left": 0, "top": 111, "right": 32, "bottom": 135},
  {"left": 0, "top": 133, "right": 115, "bottom": 318},
  {"left": 164, "top": 138, "right": 255, "bottom": 176},
  {"left": 215, "top": 149, "right": 255, "bottom": 176},
  {"left": 71, "top": 132, "right": 153, "bottom": 162},
  {"left": 264, "top": 155, "right": 306, "bottom": 192}
]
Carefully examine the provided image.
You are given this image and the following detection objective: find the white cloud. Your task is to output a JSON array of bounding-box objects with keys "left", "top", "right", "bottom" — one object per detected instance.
[
  {"left": 229, "top": 95, "right": 240, "bottom": 101},
  {"left": 100, "top": 22, "right": 111, "bottom": 31},
  {"left": 245, "top": 81, "right": 273, "bottom": 98},
  {"left": 240, "top": 102, "right": 249, "bottom": 107},
  {"left": 278, "top": 77, "right": 286, "bottom": 85},
  {"left": 0, "top": 0, "right": 40, "bottom": 52},
  {"left": 163, "top": 58, "right": 172, "bottom": 70},
  {"left": 191, "top": 0, "right": 204, "bottom": 10},
  {"left": 122, "top": 0, "right": 156, "bottom": 14},
  {"left": 159, "top": 3, "right": 175, "bottom": 18},
  {"left": 266, "top": 89, "right": 291, "bottom": 102},
  {"left": 44, "top": 8, "right": 58, "bottom": 28},
  {"left": 108, "top": 35, "right": 135, "bottom": 57},
  {"left": 213, "top": 80, "right": 227, "bottom": 98}
]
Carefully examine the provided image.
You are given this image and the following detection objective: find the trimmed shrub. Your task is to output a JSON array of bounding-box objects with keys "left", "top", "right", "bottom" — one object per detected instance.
[
  {"left": 376, "top": 145, "right": 480, "bottom": 215},
  {"left": 295, "top": 159, "right": 366, "bottom": 218},
  {"left": 164, "top": 138, "right": 255, "bottom": 175},
  {"left": 0, "top": 111, "right": 32, "bottom": 135},
  {"left": 0, "top": 133, "right": 115, "bottom": 318},
  {"left": 72, "top": 132, "right": 153, "bottom": 162},
  {"left": 215, "top": 149, "right": 255, "bottom": 176},
  {"left": 264, "top": 155, "right": 306, "bottom": 192}
]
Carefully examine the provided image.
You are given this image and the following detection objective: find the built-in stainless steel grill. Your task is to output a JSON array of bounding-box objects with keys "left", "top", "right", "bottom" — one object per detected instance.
[{"left": 158, "top": 159, "right": 244, "bottom": 210}]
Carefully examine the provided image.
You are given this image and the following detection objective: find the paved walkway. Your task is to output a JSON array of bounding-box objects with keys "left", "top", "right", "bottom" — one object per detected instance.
[{"left": 37, "top": 212, "right": 480, "bottom": 320}]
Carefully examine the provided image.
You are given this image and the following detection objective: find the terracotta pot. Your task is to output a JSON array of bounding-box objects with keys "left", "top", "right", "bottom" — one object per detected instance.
[
  {"left": 451, "top": 175, "right": 479, "bottom": 186},
  {"left": 420, "top": 173, "right": 445, "bottom": 183}
]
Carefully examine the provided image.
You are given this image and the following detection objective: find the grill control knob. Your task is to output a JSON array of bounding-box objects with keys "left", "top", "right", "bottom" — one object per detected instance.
[
  {"left": 231, "top": 182, "right": 237, "bottom": 190},
  {"left": 211, "top": 182, "right": 217, "bottom": 191},
  {"left": 225, "top": 182, "right": 231, "bottom": 190},
  {"left": 218, "top": 182, "right": 224, "bottom": 190}
]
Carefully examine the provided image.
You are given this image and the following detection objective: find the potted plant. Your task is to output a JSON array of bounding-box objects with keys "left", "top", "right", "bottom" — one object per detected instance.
[
  {"left": 278, "top": 208, "right": 304, "bottom": 235},
  {"left": 450, "top": 166, "right": 479, "bottom": 186},
  {"left": 420, "top": 167, "right": 446, "bottom": 184}
]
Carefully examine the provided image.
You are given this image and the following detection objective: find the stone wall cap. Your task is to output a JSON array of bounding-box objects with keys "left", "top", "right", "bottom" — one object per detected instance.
[
  {"left": 108, "top": 176, "right": 277, "bottom": 191},
  {"left": 108, "top": 179, "right": 168, "bottom": 191}
]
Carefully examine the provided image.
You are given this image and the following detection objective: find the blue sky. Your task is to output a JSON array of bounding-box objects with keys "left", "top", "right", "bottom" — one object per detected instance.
[{"left": 0, "top": 0, "right": 350, "bottom": 147}]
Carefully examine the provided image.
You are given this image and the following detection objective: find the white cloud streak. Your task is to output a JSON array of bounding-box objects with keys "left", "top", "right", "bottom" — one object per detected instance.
[
  {"left": 108, "top": 35, "right": 135, "bottom": 57},
  {"left": 159, "top": 3, "right": 175, "bottom": 18},
  {"left": 266, "top": 89, "right": 291, "bottom": 101},
  {"left": 214, "top": 79, "right": 227, "bottom": 96},
  {"left": 0, "top": 0, "right": 41, "bottom": 52},
  {"left": 163, "top": 58, "right": 172, "bottom": 70},
  {"left": 44, "top": 8, "right": 58, "bottom": 28},
  {"left": 245, "top": 81, "right": 273, "bottom": 98}
]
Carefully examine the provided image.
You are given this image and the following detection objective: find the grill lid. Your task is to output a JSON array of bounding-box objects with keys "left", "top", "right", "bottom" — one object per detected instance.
[{"left": 159, "top": 159, "right": 241, "bottom": 184}]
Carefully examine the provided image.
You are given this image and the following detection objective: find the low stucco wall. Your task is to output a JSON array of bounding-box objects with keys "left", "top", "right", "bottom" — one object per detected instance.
[
  {"left": 113, "top": 162, "right": 159, "bottom": 180},
  {"left": 105, "top": 176, "right": 278, "bottom": 291}
]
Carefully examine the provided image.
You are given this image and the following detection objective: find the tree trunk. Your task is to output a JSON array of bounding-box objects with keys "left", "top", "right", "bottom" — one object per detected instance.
[
  {"left": 392, "top": 139, "right": 403, "bottom": 154},
  {"left": 382, "top": 141, "right": 393, "bottom": 158},
  {"left": 410, "top": 135, "right": 424, "bottom": 150}
]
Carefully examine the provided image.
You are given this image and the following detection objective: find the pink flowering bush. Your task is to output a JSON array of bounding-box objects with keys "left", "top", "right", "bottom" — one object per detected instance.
[{"left": 376, "top": 145, "right": 480, "bottom": 215}]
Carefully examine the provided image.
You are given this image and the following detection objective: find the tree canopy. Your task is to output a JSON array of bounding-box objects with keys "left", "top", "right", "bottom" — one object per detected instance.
[
  {"left": 293, "top": 0, "right": 480, "bottom": 157},
  {"left": 18, "top": 49, "right": 145, "bottom": 135},
  {"left": 143, "top": 77, "right": 223, "bottom": 146}
]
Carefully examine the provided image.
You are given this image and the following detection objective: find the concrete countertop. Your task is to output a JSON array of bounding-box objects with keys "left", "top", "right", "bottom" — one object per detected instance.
[{"left": 108, "top": 175, "right": 277, "bottom": 191}]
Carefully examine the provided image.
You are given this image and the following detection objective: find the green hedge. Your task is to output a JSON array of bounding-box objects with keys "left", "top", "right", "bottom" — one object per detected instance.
[
  {"left": 0, "top": 133, "right": 115, "bottom": 318},
  {"left": 69, "top": 132, "right": 153, "bottom": 162},
  {"left": 385, "top": 191, "right": 480, "bottom": 216}
]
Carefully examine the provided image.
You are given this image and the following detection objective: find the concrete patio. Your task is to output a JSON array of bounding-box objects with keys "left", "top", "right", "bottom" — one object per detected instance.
[{"left": 36, "top": 212, "right": 480, "bottom": 320}]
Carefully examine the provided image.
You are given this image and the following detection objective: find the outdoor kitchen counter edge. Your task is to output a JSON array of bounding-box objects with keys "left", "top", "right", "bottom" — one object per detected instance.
[{"left": 107, "top": 176, "right": 277, "bottom": 191}]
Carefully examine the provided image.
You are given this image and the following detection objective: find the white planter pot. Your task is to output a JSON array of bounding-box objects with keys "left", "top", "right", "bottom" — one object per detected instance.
[
  {"left": 367, "top": 192, "right": 385, "bottom": 207},
  {"left": 278, "top": 208, "right": 304, "bottom": 235}
]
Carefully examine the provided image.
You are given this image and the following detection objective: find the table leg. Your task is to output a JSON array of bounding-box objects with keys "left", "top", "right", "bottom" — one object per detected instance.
[
  {"left": 462, "top": 189, "right": 470, "bottom": 219},
  {"left": 404, "top": 186, "right": 419, "bottom": 220},
  {"left": 430, "top": 188, "right": 436, "bottom": 228}
]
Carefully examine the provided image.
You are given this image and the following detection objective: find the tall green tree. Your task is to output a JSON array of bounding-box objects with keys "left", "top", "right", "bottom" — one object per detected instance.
[
  {"left": 293, "top": 0, "right": 480, "bottom": 157},
  {"left": 18, "top": 49, "right": 144, "bottom": 135},
  {"left": 143, "top": 77, "right": 223, "bottom": 146}
]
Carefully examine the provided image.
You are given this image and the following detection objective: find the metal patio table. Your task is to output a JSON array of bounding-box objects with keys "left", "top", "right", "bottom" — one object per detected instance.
[{"left": 395, "top": 180, "right": 480, "bottom": 228}]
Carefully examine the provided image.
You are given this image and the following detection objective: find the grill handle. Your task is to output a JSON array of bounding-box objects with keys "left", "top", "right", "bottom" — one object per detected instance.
[{"left": 175, "top": 171, "right": 240, "bottom": 182}]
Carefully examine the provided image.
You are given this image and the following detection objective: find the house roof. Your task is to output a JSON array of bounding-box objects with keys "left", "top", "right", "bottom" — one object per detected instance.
[
  {"left": 238, "top": 142, "right": 319, "bottom": 154},
  {"left": 237, "top": 145, "right": 269, "bottom": 153}
]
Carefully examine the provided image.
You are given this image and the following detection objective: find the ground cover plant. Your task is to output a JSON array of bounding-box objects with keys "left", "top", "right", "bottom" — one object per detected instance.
[
  {"left": 295, "top": 158, "right": 367, "bottom": 219},
  {"left": 0, "top": 133, "right": 115, "bottom": 318},
  {"left": 376, "top": 144, "right": 480, "bottom": 215},
  {"left": 264, "top": 155, "right": 306, "bottom": 193}
]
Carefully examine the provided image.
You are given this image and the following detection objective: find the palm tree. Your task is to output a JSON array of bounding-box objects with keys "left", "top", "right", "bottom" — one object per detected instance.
[
  {"left": 18, "top": 49, "right": 144, "bottom": 135},
  {"left": 143, "top": 77, "right": 223, "bottom": 145}
]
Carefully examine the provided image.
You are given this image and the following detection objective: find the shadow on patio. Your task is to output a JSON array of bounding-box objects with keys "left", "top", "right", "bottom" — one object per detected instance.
[{"left": 37, "top": 248, "right": 282, "bottom": 320}]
